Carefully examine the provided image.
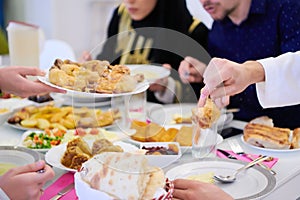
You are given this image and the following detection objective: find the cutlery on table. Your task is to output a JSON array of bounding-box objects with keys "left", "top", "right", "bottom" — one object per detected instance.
[
  {"left": 214, "top": 155, "right": 270, "bottom": 183},
  {"left": 228, "top": 139, "right": 276, "bottom": 175},
  {"left": 50, "top": 183, "right": 74, "bottom": 200},
  {"left": 217, "top": 149, "right": 237, "bottom": 160}
]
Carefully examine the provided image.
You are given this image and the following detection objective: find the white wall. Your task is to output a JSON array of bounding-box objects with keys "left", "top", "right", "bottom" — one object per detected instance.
[{"left": 4, "top": 0, "right": 211, "bottom": 61}]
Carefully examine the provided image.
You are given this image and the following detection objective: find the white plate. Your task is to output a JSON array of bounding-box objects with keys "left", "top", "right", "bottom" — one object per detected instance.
[
  {"left": 50, "top": 93, "right": 111, "bottom": 104},
  {"left": 147, "top": 103, "right": 233, "bottom": 130},
  {"left": 126, "top": 64, "right": 170, "bottom": 83},
  {"left": 38, "top": 75, "right": 149, "bottom": 98},
  {"left": 0, "top": 146, "right": 40, "bottom": 169},
  {"left": 166, "top": 158, "right": 276, "bottom": 200},
  {"left": 241, "top": 135, "right": 300, "bottom": 153},
  {"left": 45, "top": 140, "right": 138, "bottom": 172},
  {"left": 127, "top": 125, "right": 223, "bottom": 153},
  {"left": 19, "top": 130, "right": 52, "bottom": 153},
  {"left": 19, "top": 128, "right": 129, "bottom": 153}
]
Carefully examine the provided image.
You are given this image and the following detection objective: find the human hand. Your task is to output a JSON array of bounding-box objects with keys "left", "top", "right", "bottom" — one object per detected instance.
[
  {"left": 79, "top": 51, "right": 92, "bottom": 62},
  {"left": 172, "top": 179, "right": 234, "bottom": 200},
  {"left": 0, "top": 160, "right": 55, "bottom": 200},
  {"left": 0, "top": 66, "right": 66, "bottom": 97},
  {"left": 178, "top": 56, "right": 206, "bottom": 84},
  {"left": 198, "top": 58, "right": 264, "bottom": 107},
  {"left": 148, "top": 64, "right": 171, "bottom": 93}
]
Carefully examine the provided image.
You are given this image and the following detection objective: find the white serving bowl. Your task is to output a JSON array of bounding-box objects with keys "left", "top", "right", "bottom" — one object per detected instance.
[{"left": 139, "top": 142, "right": 182, "bottom": 169}]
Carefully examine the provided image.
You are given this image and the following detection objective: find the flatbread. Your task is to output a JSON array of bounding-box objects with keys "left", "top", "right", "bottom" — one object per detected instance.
[{"left": 80, "top": 152, "right": 164, "bottom": 199}]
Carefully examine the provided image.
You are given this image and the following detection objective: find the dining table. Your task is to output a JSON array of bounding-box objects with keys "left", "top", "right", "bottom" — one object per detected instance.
[{"left": 1, "top": 100, "right": 300, "bottom": 200}]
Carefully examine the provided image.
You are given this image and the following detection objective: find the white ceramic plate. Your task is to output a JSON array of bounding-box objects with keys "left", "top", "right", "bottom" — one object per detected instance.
[
  {"left": 50, "top": 92, "right": 111, "bottom": 104},
  {"left": 45, "top": 140, "right": 138, "bottom": 172},
  {"left": 126, "top": 64, "right": 170, "bottom": 83},
  {"left": 166, "top": 158, "right": 276, "bottom": 200},
  {"left": 0, "top": 146, "right": 40, "bottom": 169},
  {"left": 19, "top": 129, "right": 129, "bottom": 153},
  {"left": 19, "top": 130, "right": 52, "bottom": 153},
  {"left": 38, "top": 75, "right": 149, "bottom": 98},
  {"left": 147, "top": 103, "right": 233, "bottom": 130},
  {"left": 127, "top": 124, "right": 223, "bottom": 153},
  {"left": 241, "top": 135, "right": 300, "bottom": 153},
  {"left": 139, "top": 142, "right": 182, "bottom": 168}
]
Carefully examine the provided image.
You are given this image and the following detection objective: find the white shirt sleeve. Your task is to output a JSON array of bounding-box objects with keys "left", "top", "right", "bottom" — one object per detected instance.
[
  {"left": 0, "top": 188, "right": 10, "bottom": 200},
  {"left": 154, "top": 77, "right": 176, "bottom": 103},
  {"left": 256, "top": 51, "right": 300, "bottom": 108}
]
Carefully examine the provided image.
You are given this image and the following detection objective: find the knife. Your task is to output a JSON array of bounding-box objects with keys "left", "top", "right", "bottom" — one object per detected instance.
[
  {"left": 50, "top": 183, "right": 74, "bottom": 200},
  {"left": 217, "top": 149, "right": 237, "bottom": 159}
]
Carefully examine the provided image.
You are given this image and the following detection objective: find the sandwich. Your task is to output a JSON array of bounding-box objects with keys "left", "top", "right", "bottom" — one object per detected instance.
[
  {"left": 79, "top": 152, "right": 172, "bottom": 200},
  {"left": 243, "top": 119, "right": 291, "bottom": 149},
  {"left": 291, "top": 128, "right": 300, "bottom": 149}
]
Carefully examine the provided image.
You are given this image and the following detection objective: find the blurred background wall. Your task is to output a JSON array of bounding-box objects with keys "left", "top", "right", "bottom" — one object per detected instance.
[{"left": 2, "top": 0, "right": 212, "bottom": 60}]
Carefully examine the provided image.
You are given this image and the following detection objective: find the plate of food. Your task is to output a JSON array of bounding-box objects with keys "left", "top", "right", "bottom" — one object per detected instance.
[
  {"left": 127, "top": 121, "right": 223, "bottom": 153},
  {"left": 75, "top": 152, "right": 173, "bottom": 200},
  {"left": 6, "top": 104, "right": 121, "bottom": 131},
  {"left": 147, "top": 103, "right": 233, "bottom": 130},
  {"left": 0, "top": 146, "right": 40, "bottom": 175},
  {"left": 241, "top": 116, "right": 300, "bottom": 153},
  {"left": 126, "top": 64, "right": 170, "bottom": 83},
  {"left": 38, "top": 59, "right": 149, "bottom": 98},
  {"left": 45, "top": 137, "right": 139, "bottom": 172},
  {"left": 166, "top": 158, "right": 276, "bottom": 200},
  {"left": 19, "top": 128, "right": 129, "bottom": 153}
]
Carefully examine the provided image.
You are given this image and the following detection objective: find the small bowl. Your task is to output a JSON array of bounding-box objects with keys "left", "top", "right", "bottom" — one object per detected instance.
[
  {"left": 0, "top": 146, "right": 40, "bottom": 175},
  {"left": 139, "top": 142, "right": 182, "bottom": 168}
]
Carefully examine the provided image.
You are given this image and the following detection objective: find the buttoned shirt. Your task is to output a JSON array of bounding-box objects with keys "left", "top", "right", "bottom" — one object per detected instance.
[{"left": 208, "top": 0, "right": 300, "bottom": 128}]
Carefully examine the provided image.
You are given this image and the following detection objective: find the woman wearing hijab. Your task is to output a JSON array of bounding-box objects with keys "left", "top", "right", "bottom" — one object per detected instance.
[{"left": 83, "top": 0, "right": 208, "bottom": 103}]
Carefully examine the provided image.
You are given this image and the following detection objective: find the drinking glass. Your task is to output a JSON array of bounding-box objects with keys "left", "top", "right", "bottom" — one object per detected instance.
[
  {"left": 191, "top": 108, "right": 218, "bottom": 159},
  {"left": 6, "top": 21, "right": 43, "bottom": 80}
]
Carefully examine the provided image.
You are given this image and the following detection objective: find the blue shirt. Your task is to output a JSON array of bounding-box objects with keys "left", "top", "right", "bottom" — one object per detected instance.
[{"left": 208, "top": 0, "right": 300, "bottom": 128}]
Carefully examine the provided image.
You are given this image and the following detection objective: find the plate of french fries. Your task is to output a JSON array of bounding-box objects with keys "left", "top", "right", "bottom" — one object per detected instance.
[{"left": 6, "top": 104, "right": 121, "bottom": 131}]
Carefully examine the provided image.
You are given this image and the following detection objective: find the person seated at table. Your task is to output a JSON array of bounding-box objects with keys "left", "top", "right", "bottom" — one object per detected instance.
[
  {"left": 81, "top": 0, "right": 209, "bottom": 104},
  {"left": 178, "top": 0, "right": 300, "bottom": 128},
  {"left": 0, "top": 66, "right": 64, "bottom": 199},
  {"left": 173, "top": 51, "right": 300, "bottom": 200},
  {"left": 199, "top": 51, "right": 300, "bottom": 109}
]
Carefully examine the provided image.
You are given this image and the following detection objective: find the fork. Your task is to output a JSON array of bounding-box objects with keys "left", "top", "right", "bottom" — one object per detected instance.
[{"left": 227, "top": 139, "right": 276, "bottom": 175}]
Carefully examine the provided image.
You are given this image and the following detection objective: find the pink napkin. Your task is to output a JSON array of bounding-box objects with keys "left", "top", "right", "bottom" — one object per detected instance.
[
  {"left": 216, "top": 150, "right": 278, "bottom": 168},
  {"left": 40, "top": 172, "right": 78, "bottom": 200}
]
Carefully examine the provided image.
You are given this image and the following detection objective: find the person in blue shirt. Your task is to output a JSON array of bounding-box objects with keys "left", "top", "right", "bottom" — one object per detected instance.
[{"left": 179, "top": 0, "right": 300, "bottom": 128}]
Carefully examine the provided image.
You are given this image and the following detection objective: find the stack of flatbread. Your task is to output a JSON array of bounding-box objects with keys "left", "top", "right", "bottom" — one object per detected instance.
[{"left": 77, "top": 152, "right": 171, "bottom": 200}]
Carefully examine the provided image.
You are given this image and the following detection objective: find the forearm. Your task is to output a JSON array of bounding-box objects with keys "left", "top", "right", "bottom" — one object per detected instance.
[{"left": 243, "top": 60, "right": 265, "bottom": 85}]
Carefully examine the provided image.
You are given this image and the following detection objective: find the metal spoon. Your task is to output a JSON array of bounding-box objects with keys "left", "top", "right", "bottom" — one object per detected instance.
[{"left": 214, "top": 156, "right": 270, "bottom": 183}]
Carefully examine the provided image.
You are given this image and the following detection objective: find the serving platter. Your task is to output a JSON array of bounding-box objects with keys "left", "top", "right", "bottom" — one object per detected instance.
[
  {"left": 19, "top": 128, "right": 128, "bottom": 153},
  {"left": 45, "top": 140, "right": 138, "bottom": 172},
  {"left": 127, "top": 134, "right": 223, "bottom": 153},
  {"left": 166, "top": 158, "right": 276, "bottom": 200},
  {"left": 38, "top": 75, "right": 149, "bottom": 98},
  {"left": 147, "top": 103, "right": 233, "bottom": 130},
  {"left": 126, "top": 64, "right": 170, "bottom": 83}
]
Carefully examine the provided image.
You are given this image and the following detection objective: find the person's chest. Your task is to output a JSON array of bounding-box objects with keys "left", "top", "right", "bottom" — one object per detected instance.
[{"left": 208, "top": 15, "right": 281, "bottom": 63}]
